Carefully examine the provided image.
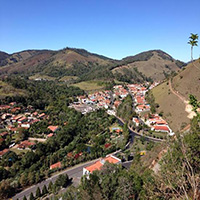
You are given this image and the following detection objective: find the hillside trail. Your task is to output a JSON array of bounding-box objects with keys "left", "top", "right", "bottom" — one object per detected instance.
[
  {"left": 168, "top": 79, "right": 196, "bottom": 120},
  {"left": 193, "top": 60, "right": 200, "bottom": 71}
]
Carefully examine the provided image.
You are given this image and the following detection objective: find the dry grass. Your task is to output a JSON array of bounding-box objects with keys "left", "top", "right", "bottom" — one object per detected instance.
[
  {"left": 152, "top": 81, "right": 190, "bottom": 132},
  {"left": 172, "top": 60, "right": 200, "bottom": 100},
  {"left": 113, "top": 51, "right": 180, "bottom": 81}
]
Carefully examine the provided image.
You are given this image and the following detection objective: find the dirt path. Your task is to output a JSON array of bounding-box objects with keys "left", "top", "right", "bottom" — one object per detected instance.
[
  {"left": 169, "top": 79, "right": 196, "bottom": 120},
  {"left": 28, "top": 137, "right": 46, "bottom": 142}
]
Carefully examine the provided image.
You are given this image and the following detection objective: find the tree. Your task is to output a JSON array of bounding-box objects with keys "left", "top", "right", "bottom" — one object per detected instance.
[
  {"left": 29, "top": 192, "right": 35, "bottom": 200},
  {"left": 42, "top": 184, "right": 48, "bottom": 195},
  {"left": 0, "top": 179, "right": 15, "bottom": 199},
  {"left": 48, "top": 181, "right": 53, "bottom": 192},
  {"left": 23, "top": 196, "right": 27, "bottom": 200},
  {"left": 150, "top": 131, "right": 200, "bottom": 200},
  {"left": 188, "top": 33, "right": 198, "bottom": 62},
  {"left": 55, "top": 174, "right": 70, "bottom": 188},
  {"left": 35, "top": 186, "right": 41, "bottom": 198}
]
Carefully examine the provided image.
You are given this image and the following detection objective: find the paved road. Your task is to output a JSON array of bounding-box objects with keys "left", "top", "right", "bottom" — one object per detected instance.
[
  {"left": 12, "top": 159, "right": 98, "bottom": 200},
  {"left": 12, "top": 117, "right": 161, "bottom": 200},
  {"left": 116, "top": 116, "right": 164, "bottom": 144}
]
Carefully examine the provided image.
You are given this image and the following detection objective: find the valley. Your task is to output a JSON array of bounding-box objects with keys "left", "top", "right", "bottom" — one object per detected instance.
[{"left": 0, "top": 48, "right": 199, "bottom": 200}]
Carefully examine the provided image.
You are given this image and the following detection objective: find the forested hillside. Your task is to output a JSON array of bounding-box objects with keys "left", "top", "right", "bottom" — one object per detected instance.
[{"left": 0, "top": 48, "right": 185, "bottom": 84}]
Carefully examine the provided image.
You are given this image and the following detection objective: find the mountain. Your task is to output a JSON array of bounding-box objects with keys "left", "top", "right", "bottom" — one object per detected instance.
[
  {"left": 0, "top": 48, "right": 117, "bottom": 81},
  {"left": 0, "top": 50, "right": 52, "bottom": 67},
  {"left": 112, "top": 50, "right": 186, "bottom": 81},
  {"left": 151, "top": 60, "right": 200, "bottom": 132},
  {"left": 0, "top": 48, "right": 185, "bottom": 83}
]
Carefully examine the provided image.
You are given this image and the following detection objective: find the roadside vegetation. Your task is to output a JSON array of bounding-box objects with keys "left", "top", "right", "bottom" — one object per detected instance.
[{"left": 46, "top": 113, "right": 200, "bottom": 200}]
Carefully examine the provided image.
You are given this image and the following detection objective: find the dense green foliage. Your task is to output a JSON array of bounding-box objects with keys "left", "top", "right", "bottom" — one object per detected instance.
[
  {"left": 145, "top": 90, "right": 159, "bottom": 113},
  {"left": 189, "top": 94, "right": 200, "bottom": 113},
  {"left": 117, "top": 95, "right": 134, "bottom": 122},
  {"left": 1, "top": 76, "right": 84, "bottom": 109},
  {"left": 0, "top": 107, "right": 116, "bottom": 198},
  {"left": 0, "top": 76, "right": 118, "bottom": 199}
]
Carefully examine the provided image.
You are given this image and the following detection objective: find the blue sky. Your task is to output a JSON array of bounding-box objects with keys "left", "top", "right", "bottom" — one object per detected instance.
[{"left": 0, "top": 0, "right": 200, "bottom": 62}]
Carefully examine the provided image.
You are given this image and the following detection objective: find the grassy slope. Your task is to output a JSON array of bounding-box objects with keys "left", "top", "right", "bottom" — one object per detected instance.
[
  {"left": 172, "top": 60, "right": 200, "bottom": 100},
  {"left": 113, "top": 51, "right": 180, "bottom": 81},
  {"left": 152, "top": 81, "right": 190, "bottom": 132},
  {"left": 72, "top": 81, "right": 105, "bottom": 92},
  {"left": 0, "top": 81, "right": 26, "bottom": 98}
]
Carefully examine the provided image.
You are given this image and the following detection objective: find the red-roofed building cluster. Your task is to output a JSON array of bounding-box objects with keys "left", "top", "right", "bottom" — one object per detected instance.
[
  {"left": 145, "top": 114, "right": 174, "bottom": 135},
  {"left": 83, "top": 155, "right": 121, "bottom": 177},
  {"left": 0, "top": 102, "right": 48, "bottom": 154}
]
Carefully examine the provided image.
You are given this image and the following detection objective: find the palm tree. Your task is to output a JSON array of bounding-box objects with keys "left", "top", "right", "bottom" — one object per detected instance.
[{"left": 188, "top": 33, "right": 198, "bottom": 62}]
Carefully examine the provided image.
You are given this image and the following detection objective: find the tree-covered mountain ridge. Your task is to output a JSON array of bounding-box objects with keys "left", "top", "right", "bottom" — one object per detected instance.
[{"left": 0, "top": 48, "right": 185, "bottom": 82}]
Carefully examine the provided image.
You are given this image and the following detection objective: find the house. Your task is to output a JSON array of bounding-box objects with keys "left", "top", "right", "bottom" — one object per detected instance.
[
  {"left": 83, "top": 155, "right": 121, "bottom": 176},
  {"left": 20, "top": 122, "right": 31, "bottom": 128},
  {"left": 132, "top": 117, "right": 140, "bottom": 127},
  {"left": 48, "top": 126, "right": 59, "bottom": 132},
  {"left": 0, "top": 138, "right": 5, "bottom": 143},
  {"left": 47, "top": 133, "right": 54, "bottom": 138},
  {"left": 38, "top": 113, "right": 45, "bottom": 119},
  {"left": 0, "top": 105, "right": 10, "bottom": 110},
  {"left": 114, "top": 100, "right": 121, "bottom": 109},
  {"left": 18, "top": 116, "right": 27, "bottom": 123},
  {"left": 136, "top": 104, "right": 150, "bottom": 113},
  {"left": 17, "top": 140, "right": 35, "bottom": 149},
  {"left": 0, "top": 149, "right": 9, "bottom": 157},
  {"left": 50, "top": 161, "right": 61, "bottom": 170},
  {"left": 0, "top": 132, "right": 9, "bottom": 138},
  {"left": 151, "top": 125, "right": 171, "bottom": 133}
]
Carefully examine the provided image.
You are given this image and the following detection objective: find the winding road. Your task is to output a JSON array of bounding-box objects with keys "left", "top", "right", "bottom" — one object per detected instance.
[{"left": 12, "top": 159, "right": 98, "bottom": 200}]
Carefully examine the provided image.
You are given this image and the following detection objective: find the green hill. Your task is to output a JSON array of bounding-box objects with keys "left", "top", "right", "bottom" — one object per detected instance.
[{"left": 0, "top": 48, "right": 185, "bottom": 84}]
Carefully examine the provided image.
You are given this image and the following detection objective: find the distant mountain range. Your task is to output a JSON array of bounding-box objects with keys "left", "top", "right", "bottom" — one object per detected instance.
[{"left": 0, "top": 48, "right": 186, "bottom": 83}]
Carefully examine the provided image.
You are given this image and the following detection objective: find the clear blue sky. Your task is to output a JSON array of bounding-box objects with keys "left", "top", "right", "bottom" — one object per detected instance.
[{"left": 0, "top": 0, "right": 200, "bottom": 62}]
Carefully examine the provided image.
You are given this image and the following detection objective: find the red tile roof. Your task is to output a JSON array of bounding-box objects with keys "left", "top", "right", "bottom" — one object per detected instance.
[
  {"left": 50, "top": 161, "right": 61, "bottom": 170},
  {"left": 0, "top": 149, "right": 9, "bottom": 156},
  {"left": 85, "top": 156, "right": 120, "bottom": 173},
  {"left": 17, "top": 140, "right": 35, "bottom": 149},
  {"left": 47, "top": 133, "right": 54, "bottom": 137},
  {"left": 48, "top": 126, "right": 59, "bottom": 132},
  {"left": 0, "top": 132, "right": 8, "bottom": 137},
  {"left": 154, "top": 126, "right": 170, "bottom": 132}
]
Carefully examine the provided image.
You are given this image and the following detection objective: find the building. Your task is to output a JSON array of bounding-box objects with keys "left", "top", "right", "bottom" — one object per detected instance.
[
  {"left": 17, "top": 140, "right": 35, "bottom": 149},
  {"left": 48, "top": 125, "right": 59, "bottom": 132},
  {"left": 50, "top": 161, "right": 61, "bottom": 170},
  {"left": 83, "top": 155, "right": 121, "bottom": 177}
]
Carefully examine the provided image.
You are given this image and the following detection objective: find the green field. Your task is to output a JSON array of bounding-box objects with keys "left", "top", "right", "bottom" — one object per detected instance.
[
  {"left": 0, "top": 81, "right": 26, "bottom": 98},
  {"left": 72, "top": 81, "right": 105, "bottom": 92},
  {"left": 59, "top": 76, "right": 79, "bottom": 82}
]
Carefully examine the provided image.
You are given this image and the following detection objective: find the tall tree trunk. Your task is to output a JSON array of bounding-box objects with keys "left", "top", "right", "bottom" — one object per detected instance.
[{"left": 191, "top": 46, "right": 193, "bottom": 62}]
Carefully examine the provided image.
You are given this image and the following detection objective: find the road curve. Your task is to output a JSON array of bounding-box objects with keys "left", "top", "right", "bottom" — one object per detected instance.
[
  {"left": 116, "top": 116, "right": 164, "bottom": 143},
  {"left": 12, "top": 159, "right": 98, "bottom": 200}
]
